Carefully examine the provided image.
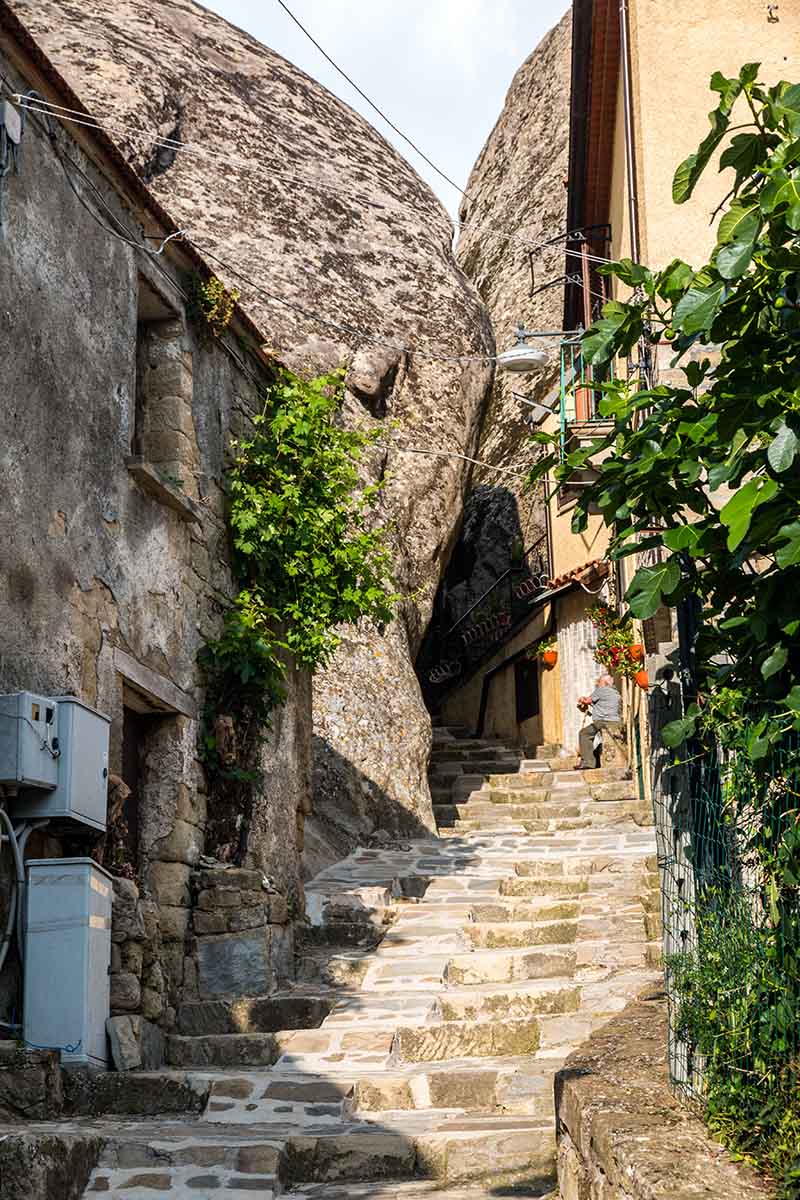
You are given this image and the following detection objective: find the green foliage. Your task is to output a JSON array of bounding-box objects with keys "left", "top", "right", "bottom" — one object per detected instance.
[
  {"left": 530, "top": 63, "right": 800, "bottom": 755},
  {"left": 669, "top": 878, "right": 800, "bottom": 1197},
  {"left": 199, "top": 368, "right": 397, "bottom": 855},
  {"left": 198, "top": 590, "right": 287, "bottom": 775},
  {"left": 188, "top": 274, "right": 240, "bottom": 339},
  {"left": 666, "top": 720, "right": 800, "bottom": 1195},
  {"left": 588, "top": 600, "right": 640, "bottom": 679},
  {"left": 227, "top": 369, "right": 396, "bottom": 671}
]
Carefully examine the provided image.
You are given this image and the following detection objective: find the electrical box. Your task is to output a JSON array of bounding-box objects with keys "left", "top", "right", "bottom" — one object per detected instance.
[
  {"left": 0, "top": 692, "right": 59, "bottom": 790},
  {"left": 24, "top": 858, "right": 112, "bottom": 1069},
  {"left": 9, "top": 697, "right": 110, "bottom": 833}
]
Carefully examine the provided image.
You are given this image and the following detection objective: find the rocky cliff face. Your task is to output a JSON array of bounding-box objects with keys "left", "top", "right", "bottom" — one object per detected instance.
[
  {"left": 453, "top": 10, "right": 573, "bottom": 580},
  {"left": 11, "top": 0, "right": 493, "bottom": 872}
]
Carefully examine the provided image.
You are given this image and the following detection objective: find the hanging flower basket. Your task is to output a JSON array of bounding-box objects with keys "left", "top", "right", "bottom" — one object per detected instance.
[
  {"left": 635, "top": 669, "right": 649, "bottom": 690},
  {"left": 542, "top": 649, "right": 558, "bottom": 668},
  {"left": 589, "top": 601, "right": 643, "bottom": 680}
]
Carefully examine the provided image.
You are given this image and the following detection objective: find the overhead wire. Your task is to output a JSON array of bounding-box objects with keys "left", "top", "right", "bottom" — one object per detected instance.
[
  {"left": 271, "top": 0, "right": 465, "bottom": 196},
  {"left": 0, "top": 72, "right": 590, "bottom": 484},
  {"left": 8, "top": 86, "right": 610, "bottom": 370},
  {"left": 15, "top": 94, "right": 615, "bottom": 263}
]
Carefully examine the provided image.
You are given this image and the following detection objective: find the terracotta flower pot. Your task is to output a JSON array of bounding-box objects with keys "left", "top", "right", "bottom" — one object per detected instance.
[
  {"left": 542, "top": 649, "right": 558, "bottom": 668},
  {"left": 630, "top": 643, "right": 644, "bottom": 662},
  {"left": 635, "top": 669, "right": 649, "bottom": 690}
]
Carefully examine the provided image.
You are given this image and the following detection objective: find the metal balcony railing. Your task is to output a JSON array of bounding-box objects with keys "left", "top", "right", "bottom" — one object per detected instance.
[
  {"left": 559, "top": 338, "right": 615, "bottom": 460},
  {"left": 420, "top": 535, "right": 550, "bottom": 706}
]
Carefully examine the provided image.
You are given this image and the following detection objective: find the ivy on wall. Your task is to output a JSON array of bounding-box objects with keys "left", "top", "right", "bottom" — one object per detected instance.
[{"left": 198, "top": 366, "right": 397, "bottom": 860}]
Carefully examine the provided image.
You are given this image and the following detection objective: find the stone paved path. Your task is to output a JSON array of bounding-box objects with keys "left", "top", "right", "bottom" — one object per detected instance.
[{"left": 37, "top": 726, "right": 659, "bottom": 1198}]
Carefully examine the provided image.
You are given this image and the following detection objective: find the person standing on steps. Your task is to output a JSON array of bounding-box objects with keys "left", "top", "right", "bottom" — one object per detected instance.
[{"left": 576, "top": 674, "right": 622, "bottom": 769}]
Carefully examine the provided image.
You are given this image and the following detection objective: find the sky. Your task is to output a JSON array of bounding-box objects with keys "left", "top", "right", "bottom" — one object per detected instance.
[{"left": 203, "top": 0, "right": 570, "bottom": 217}]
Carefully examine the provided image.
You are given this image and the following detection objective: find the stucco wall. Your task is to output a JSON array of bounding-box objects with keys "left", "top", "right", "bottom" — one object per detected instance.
[
  {"left": 440, "top": 603, "right": 563, "bottom": 749},
  {"left": 557, "top": 588, "right": 603, "bottom": 760},
  {"left": 611, "top": 0, "right": 800, "bottom": 270},
  {"left": 549, "top": 494, "right": 612, "bottom": 580},
  {"left": 0, "top": 48, "right": 310, "bottom": 1031}
]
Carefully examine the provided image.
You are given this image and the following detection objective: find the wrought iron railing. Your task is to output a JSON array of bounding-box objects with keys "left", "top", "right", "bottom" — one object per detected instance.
[
  {"left": 559, "top": 338, "right": 614, "bottom": 458},
  {"left": 652, "top": 715, "right": 800, "bottom": 1134},
  {"left": 420, "top": 535, "right": 549, "bottom": 707}
]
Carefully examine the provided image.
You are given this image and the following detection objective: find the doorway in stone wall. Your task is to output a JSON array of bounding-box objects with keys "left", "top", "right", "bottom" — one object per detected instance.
[
  {"left": 102, "top": 695, "right": 168, "bottom": 880},
  {"left": 119, "top": 705, "right": 146, "bottom": 873}
]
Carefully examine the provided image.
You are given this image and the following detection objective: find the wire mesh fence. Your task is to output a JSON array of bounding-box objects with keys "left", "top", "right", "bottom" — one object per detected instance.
[{"left": 652, "top": 719, "right": 800, "bottom": 1189}]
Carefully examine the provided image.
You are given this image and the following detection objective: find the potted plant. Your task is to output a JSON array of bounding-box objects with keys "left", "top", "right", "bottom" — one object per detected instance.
[
  {"left": 589, "top": 601, "right": 641, "bottom": 680},
  {"left": 539, "top": 633, "right": 558, "bottom": 668}
]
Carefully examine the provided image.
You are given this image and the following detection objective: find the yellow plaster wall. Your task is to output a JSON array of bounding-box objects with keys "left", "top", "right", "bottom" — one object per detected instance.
[
  {"left": 440, "top": 604, "right": 562, "bottom": 748},
  {"left": 549, "top": 499, "right": 611, "bottom": 579},
  {"left": 629, "top": 0, "right": 799, "bottom": 270}
]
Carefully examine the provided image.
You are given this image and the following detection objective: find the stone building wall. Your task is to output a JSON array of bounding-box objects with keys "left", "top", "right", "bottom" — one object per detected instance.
[
  {"left": 11, "top": 0, "right": 496, "bottom": 875},
  {"left": 0, "top": 25, "right": 310, "bottom": 1041}
]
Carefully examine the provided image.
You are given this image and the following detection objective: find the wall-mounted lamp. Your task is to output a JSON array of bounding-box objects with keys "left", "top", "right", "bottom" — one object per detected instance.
[{"left": 497, "top": 323, "right": 550, "bottom": 374}]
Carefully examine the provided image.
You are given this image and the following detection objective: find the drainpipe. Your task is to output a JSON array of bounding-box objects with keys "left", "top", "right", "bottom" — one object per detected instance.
[{"left": 619, "top": 0, "right": 641, "bottom": 263}]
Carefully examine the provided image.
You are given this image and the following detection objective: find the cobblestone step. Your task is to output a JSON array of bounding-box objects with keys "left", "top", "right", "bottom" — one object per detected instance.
[
  {"left": 68, "top": 724, "right": 658, "bottom": 1200},
  {"left": 177, "top": 994, "right": 334, "bottom": 1037},
  {"left": 464, "top": 920, "right": 578, "bottom": 950},
  {"left": 285, "top": 1182, "right": 554, "bottom": 1199},
  {"left": 282, "top": 1117, "right": 556, "bottom": 1187},
  {"left": 444, "top": 946, "right": 578, "bottom": 985}
]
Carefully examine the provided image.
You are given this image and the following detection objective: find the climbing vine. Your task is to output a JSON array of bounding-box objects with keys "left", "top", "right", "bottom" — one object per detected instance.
[
  {"left": 188, "top": 274, "right": 240, "bottom": 340},
  {"left": 199, "top": 368, "right": 397, "bottom": 860}
]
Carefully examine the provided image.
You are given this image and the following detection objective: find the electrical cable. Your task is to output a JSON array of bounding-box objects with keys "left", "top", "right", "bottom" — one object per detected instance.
[
  {"left": 194, "top": 241, "right": 497, "bottom": 363},
  {"left": 388, "top": 444, "right": 528, "bottom": 479},
  {"left": 271, "top": 0, "right": 465, "bottom": 196},
  {"left": 15, "top": 94, "right": 611, "bottom": 260},
  {"left": 8, "top": 87, "right": 606, "bottom": 368},
  {"left": 0, "top": 811, "right": 24, "bottom": 969}
]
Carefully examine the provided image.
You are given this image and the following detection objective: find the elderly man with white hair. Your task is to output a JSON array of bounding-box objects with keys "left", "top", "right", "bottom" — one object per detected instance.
[{"left": 577, "top": 674, "right": 622, "bottom": 769}]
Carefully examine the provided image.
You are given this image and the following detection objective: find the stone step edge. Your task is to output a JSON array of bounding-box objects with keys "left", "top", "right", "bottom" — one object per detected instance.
[{"left": 280, "top": 1122, "right": 556, "bottom": 1187}]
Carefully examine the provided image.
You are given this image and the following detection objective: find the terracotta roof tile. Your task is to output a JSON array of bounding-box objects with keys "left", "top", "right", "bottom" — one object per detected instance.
[{"left": 547, "top": 558, "right": 609, "bottom": 590}]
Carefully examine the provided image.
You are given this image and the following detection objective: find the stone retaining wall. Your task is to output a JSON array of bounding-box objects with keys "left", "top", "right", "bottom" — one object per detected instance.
[
  {"left": 187, "top": 868, "right": 293, "bottom": 1000},
  {"left": 555, "top": 991, "right": 769, "bottom": 1200}
]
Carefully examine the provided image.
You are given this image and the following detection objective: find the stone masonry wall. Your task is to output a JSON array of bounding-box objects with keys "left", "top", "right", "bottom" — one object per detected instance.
[
  {"left": 13, "top": 0, "right": 497, "bottom": 876},
  {"left": 555, "top": 992, "right": 769, "bottom": 1200},
  {"left": 0, "top": 27, "right": 310, "bottom": 1049}
]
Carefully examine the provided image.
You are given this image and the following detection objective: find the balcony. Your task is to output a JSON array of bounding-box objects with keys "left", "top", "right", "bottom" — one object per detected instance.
[{"left": 558, "top": 338, "right": 614, "bottom": 506}]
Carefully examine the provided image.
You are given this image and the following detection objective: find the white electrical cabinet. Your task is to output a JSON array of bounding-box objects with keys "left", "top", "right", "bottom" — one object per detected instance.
[
  {"left": 24, "top": 858, "right": 112, "bottom": 1068},
  {"left": 9, "top": 697, "right": 110, "bottom": 833},
  {"left": 0, "top": 692, "right": 59, "bottom": 790}
]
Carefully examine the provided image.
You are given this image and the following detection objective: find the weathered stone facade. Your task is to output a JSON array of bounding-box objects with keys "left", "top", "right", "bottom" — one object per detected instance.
[
  {"left": 0, "top": 9, "right": 309, "bottom": 1044},
  {"left": 9, "top": 0, "right": 495, "bottom": 871},
  {"left": 555, "top": 992, "right": 769, "bottom": 1200}
]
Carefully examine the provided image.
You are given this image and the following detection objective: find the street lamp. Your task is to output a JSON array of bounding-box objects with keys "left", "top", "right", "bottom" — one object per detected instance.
[{"left": 497, "top": 323, "right": 549, "bottom": 374}]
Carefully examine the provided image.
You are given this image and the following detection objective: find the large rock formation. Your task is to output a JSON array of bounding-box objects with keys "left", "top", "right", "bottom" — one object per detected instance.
[
  {"left": 417, "top": 11, "right": 573, "bottom": 706},
  {"left": 454, "top": 10, "right": 573, "bottom": 577},
  {"left": 10, "top": 0, "right": 493, "bottom": 872}
]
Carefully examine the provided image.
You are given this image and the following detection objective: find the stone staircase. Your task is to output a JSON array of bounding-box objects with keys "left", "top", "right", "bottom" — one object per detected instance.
[{"left": 65, "top": 724, "right": 660, "bottom": 1199}]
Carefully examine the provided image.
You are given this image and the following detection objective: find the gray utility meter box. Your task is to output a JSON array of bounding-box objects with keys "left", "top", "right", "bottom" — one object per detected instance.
[
  {"left": 0, "top": 692, "right": 59, "bottom": 790},
  {"left": 4, "top": 696, "right": 110, "bottom": 834},
  {"left": 24, "top": 858, "right": 112, "bottom": 1069}
]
